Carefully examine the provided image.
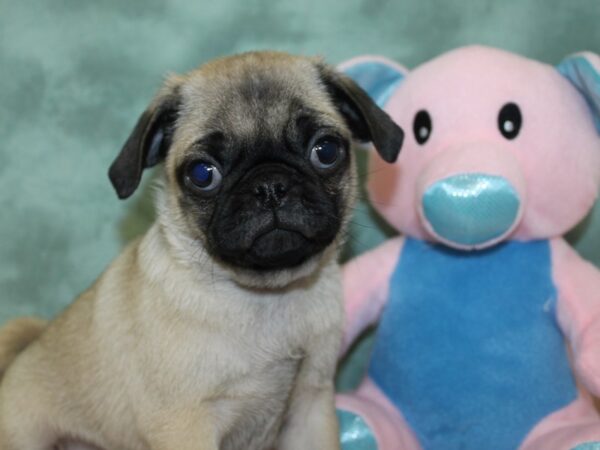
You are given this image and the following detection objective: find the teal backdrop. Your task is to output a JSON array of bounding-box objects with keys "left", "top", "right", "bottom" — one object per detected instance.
[{"left": 1, "top": 0, "right": 599, "bottom": 391}]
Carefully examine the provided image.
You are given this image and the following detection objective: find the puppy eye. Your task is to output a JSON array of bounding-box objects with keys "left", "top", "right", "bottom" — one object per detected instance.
[
  {"left": 187, "top": 161, "right": 222, "bottom": 191},
  {"left": 413, "top": 110, "right": 432, "bottom": 145},
  {"left": 310, "top": 138, "right": 342, "bottom": 169},
  {"left": 498, "top": 103, "right": 522, "bottom": 140}
]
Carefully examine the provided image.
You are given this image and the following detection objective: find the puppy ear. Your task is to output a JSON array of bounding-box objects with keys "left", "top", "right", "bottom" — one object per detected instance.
[
  {"left": 317, "top": 63, "right": 404, "bottom": 163},
  {"left": 108, "top": 86, "right": 181, "bottom": 199}
]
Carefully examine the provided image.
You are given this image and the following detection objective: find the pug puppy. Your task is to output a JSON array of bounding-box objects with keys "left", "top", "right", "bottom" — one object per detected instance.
[{"left": 0, "top": 51, "right": 402, "bottom": 450}]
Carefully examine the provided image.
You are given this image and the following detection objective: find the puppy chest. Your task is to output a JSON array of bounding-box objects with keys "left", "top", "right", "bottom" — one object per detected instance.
[{"left": 217, "top": 356, "right": 301, "bottom": 450}]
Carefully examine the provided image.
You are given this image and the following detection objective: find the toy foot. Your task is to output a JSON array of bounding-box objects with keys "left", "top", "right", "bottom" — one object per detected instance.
[
  {"left": 572, "top": 443, "right": 600, "bottom": 450},
  {"left": 337, "top": 409, "right": 378, "bottom": 450}
]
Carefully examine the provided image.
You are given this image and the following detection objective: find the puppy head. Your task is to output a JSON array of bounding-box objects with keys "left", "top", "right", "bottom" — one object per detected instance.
[{"left": 109, "top": 52, "right": 403, "bottom": 288}]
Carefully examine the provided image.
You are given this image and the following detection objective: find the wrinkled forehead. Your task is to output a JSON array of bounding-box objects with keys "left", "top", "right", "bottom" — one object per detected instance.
[{"left": 175, "top": 60, "right": 342, "bottom": 144}]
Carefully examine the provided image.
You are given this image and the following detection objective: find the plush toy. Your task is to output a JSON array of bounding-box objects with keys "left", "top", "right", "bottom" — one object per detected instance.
[{"left": 335, "top": 46, "right": 600, "bottom": 450}]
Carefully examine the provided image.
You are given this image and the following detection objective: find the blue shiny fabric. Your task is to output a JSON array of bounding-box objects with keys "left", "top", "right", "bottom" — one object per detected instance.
[
  {"left": 572, "top": 443, "right": 600, "bottom": 450},
  {"left": 337, "top": 409, "right": 378, "bottom": 450},
  {"left": 422, "top": 173, "right": 520, "bottom": 246}
]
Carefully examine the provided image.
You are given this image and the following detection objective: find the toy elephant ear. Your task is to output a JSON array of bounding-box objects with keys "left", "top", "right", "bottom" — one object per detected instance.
[
  {"left": 338, "top": 56, "right": 407, "bottom": 108},
  {"left": 557, "top": 52, "right": 600, "bottom": 132}
]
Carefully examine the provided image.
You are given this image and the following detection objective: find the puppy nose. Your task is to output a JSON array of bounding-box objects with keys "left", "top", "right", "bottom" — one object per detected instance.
[{"left": 253, "top": 176, "right": 290, "bottom": 209}]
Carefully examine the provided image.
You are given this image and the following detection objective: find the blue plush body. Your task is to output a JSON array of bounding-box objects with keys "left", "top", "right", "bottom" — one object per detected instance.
[{"left": 368, "top": 238, "right": 577, "bottom": 450}]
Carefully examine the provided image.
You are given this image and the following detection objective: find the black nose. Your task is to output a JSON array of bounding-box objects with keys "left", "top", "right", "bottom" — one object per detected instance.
[{"left": 252, "top": 173, "right": 290, "bottom": 209}]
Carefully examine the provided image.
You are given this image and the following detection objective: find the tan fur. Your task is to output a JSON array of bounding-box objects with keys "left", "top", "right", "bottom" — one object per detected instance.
[
  {"left": 0, "top": 317, "right": 47, "bottom": 381},
  {"left": 0, "top": 52, "right": 356, "bottom": 450}
]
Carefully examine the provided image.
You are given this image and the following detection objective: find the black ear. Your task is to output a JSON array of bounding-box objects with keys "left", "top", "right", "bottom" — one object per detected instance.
[
  {"left": 318, "top": 65, "right": 404, "bottom": 163},
  {"left": 108, "top": 89, "right": 181, "bottom": 199}
]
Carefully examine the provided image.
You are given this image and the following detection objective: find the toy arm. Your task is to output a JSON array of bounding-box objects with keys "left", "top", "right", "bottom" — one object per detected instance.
[
  {"left": 341, "top": 236, "right": 404, "bottom": 355},
  {"left": 551, "top": 238, "right": 600, "bottom": 395}
]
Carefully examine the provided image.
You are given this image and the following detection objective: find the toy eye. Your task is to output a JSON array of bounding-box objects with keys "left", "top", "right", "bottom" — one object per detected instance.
[
  {"left": 187, "top": 161, "right": 222, "bottom": 191},
  {"left": 498, "top": 103, "right": 522, "bottom": 140},
  {"left": 310, "top": 137, "right": 343, "bottom": 170},
  {"left": 413, "top": 110, "right": 432, "bottom": 145}
]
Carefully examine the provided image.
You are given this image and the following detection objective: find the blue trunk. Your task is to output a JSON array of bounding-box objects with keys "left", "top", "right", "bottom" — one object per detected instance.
[{"left": 368, "top": 238, "right": 576, "bottom": 450}]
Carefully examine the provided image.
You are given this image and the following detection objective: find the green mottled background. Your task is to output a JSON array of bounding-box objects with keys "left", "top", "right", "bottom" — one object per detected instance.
[{"left": 1, "top": 0, "right": 599, "bottom": 390}]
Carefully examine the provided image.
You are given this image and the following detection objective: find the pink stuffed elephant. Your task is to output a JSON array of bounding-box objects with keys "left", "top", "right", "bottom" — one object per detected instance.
[{"left": 335, "top": 46, "right": 600, "bottom": 450}]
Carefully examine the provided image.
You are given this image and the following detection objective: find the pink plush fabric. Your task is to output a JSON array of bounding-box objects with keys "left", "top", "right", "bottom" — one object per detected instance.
[
  {"left": 337, "top": 379, "right": 420, "bottom": 450},
  {"left": 553, "top": 237, "right": 600, "bottom": 396},
  {"left": 367, "top": 46, "right": 600, "bottom": 244},
  {"left": 520, "top": 395, "right": 600, "bottom": 449},
  {"left": 341, "top": 237, "right": 404, "bottom": 354},
  {"left": 337, "top": 388, "right": 600, "bottom": 450},
  {"left": 338, "top": 46, "right": 600, "bottom": 450}
]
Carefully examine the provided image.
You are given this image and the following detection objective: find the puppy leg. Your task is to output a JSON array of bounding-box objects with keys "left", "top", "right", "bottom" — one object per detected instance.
[
  {"left": 141, "top": 407, "right": 219, "bottom": 450},
  {"left": 0, "top": 373, "right": 57, "bottom": 450},
  {"left": 278, "top": 384, "right": 340, "bottom": 450},
  {"left": 0, "top": 409, "right": 56, "bottom": 450},
  {"left": 278, "top": 333, "right": 341, "bottom": 450}
]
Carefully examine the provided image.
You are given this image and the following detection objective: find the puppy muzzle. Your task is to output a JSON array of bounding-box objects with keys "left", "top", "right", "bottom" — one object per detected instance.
[{"left": 210, "top": 163, "right": 340, "bottom": 271}]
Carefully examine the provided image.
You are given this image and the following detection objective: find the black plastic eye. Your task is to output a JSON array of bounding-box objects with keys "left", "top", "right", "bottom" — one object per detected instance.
[
  {"left": 187, "top": 161, "right": 222, "bottom": 191},
  {"left": 498, "top": 103, "right": 522, "bottom": 140},
  {"left": 310, "top": 138, "right": 343, "bottom": 169},
  {"left": 413, "top": 110, "right": 432, "bottom": 145}
]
